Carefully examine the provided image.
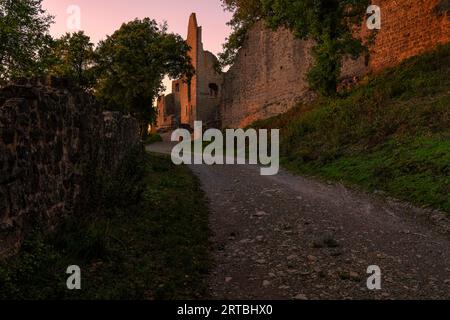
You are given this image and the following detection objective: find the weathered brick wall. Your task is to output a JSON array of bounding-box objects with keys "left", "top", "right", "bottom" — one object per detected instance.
[
  {"left": 0, "top": 77, "right": 140, "bottom": 257},
  {"left": 221, "top": 21, "right": 315, "bottom": 129},
  {"left": 366, "top": 0, "right": 449, "bottom": 72}
]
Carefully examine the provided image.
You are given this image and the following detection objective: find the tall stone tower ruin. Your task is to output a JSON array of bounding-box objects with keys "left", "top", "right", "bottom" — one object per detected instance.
[{"left": 156, "top": 13, "right": 223, "bottom": 131}]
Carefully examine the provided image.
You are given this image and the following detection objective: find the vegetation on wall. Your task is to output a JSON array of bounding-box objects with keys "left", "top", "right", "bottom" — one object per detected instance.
[
  {"left": 218, "top": 0, "right": 263, "bottom": 67},
  {"left": 219, "top": 0, "right": 372, "bottom": 96},
  {"left": 251, "top": 44, "right": 450, "bottom": 213}
]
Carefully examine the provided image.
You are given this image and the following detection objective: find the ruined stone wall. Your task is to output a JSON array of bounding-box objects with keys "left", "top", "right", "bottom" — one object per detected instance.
[
  {"left": 156, "top": 13, "right": 224, "bottom": 130},
  {"left": 343, "top": 0, "right": 450, "bottom": 78},
  {"left": 221, "top": 0, "right": 449, "bottom": 128},
  {"left": 221, "top": 21, "right": 315, "bottom": 128},
  {"left": 156, "top": 93, "right": 178, "bottom": 130},
  {"left": 197, "top": 51, "right": 223, "bottom": 128},
  {"left": 0, "top": 77, "right": 140, "bottom": 257},
  {"left": 366, "top": 0, "right": 450, "bottom": 72}
]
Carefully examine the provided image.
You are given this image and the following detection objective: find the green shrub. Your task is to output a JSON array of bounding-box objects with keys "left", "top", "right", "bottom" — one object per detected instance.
[{"left": 144, "top": 133, "right": 163, "bottom": 145}]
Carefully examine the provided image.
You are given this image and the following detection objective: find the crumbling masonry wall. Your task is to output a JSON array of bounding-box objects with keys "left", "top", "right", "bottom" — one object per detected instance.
[
  {"left": 156, "top": 13, "right": 223, "bottom": 130},
  {"left": 366, "top": 0, "right": 450, "bottom": 72},
  {"left": 221, "top": 0, "right": 450, "bottom": 128},
  {"left": 221, "top": 21, "right": 315, "bottom": 129},
  {"left": 0, "top": 78, "right": 140, "bottom": 257}
]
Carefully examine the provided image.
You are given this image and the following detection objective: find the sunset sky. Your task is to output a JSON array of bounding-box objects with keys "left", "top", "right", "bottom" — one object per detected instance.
[{"left": 41, "top": 0, "right": 233, "bottom": 93}]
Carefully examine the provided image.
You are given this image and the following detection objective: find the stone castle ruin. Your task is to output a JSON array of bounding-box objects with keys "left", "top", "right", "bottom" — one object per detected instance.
[
  {"left": 156, "top": 13, "right": 223, "bottom": 131},
  {"left": 157, "top": 0, "right": 450, "bottom": 130}
]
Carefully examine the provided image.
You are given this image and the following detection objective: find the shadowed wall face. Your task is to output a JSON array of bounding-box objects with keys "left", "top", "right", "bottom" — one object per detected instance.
[
  {"left": 156, "top": 94, "right": 178, "bottom": 130},
  {"left": 0, "top": 78, "right": 139, "bottom": 258}
]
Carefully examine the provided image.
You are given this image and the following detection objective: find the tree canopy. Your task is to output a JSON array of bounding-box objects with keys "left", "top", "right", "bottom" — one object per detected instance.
[
  {"left": 94, "top": 18, "right": 194, "bottom": 136},
  {"left": 0, "top": 0, "right": 53, "bottom": 84},
  {"left": 218, "top": 0, "right": 263, "bottom": 67},
  {"left": 48, "top": 31, "right": 96, "bottom": 89},
  {"left": 220, "top": 0, "right": 372, "bottom": 95}
]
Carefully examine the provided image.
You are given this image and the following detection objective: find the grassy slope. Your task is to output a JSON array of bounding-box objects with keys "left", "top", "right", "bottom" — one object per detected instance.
[
  {"left": 252, "top": 44, "right": 450, "bottom": 213},
  {"left": 0, "top": 151, "right": 211, "bottom": 300}
]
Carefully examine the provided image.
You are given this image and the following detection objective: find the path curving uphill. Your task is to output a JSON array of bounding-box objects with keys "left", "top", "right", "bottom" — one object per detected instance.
[{"left": 147, "top": 142, "right": 450, "bottom": 300}]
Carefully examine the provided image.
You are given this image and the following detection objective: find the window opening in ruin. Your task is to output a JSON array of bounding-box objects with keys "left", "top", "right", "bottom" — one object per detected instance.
[{"left": 175, "top": 83, "right": 180, "bottom": 92}]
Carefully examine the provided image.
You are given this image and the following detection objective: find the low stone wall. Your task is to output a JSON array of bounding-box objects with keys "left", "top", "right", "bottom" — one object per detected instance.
[{"left": 0, "top": 77, "right": 140, "bottom": 258}]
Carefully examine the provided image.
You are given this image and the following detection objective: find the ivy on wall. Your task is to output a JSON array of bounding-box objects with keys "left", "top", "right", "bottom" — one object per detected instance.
[{"left": 219, "top": 0, "right": 374, "bottom": 96}]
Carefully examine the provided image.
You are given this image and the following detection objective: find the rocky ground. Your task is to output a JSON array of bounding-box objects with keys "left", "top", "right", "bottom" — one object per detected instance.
[{"left": 147, "top": 142, "right": 450, "bottom": 300}]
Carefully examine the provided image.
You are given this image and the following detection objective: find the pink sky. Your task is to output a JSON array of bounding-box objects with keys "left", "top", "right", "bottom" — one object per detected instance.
[
  {"left": 41, "top": 0, "right": 233, "bottom": 93},
  {"left": 42, "top": 0, "right": 232, "bottom": 54}
]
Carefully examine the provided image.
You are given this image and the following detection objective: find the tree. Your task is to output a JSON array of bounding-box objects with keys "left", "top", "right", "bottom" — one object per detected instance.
[
  {"left": 0, "top": 0, "right": 53, "bottom": 84},
  {"left": 218, "top": 0, "right": 263, "bottom": 67},
  {"left": 220, "top": 0, "right": 371, "bottom": 96},
  {"left": 49, "top": 31, "right": 96, "bottom": 89},
  {"left": 94, "top": 18, "right": 194, "bottom": 138}
]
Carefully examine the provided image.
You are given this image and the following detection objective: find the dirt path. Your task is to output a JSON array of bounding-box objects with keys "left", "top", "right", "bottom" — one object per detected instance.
[{"left": 147, "top": 142, "right": 450, "bottom": 300}]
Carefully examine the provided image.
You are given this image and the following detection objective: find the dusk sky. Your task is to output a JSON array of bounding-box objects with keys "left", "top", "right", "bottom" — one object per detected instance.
[
  {"left": 41, "top": 0, "right": 233, "bottom": 93},
  {"left": 42, "top": 0, "right": 232, "bottom": 53}
]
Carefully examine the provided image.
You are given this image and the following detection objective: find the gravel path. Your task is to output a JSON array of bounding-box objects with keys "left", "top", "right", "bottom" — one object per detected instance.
[{"left": 147, "top": 142, "right": 450, "bottom": 300}]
